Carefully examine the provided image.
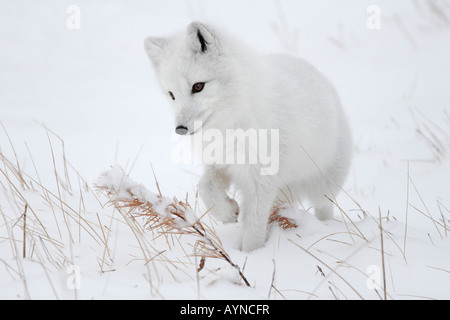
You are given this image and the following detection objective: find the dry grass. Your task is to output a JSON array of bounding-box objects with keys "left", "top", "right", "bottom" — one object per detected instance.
[
  {"left": 95, "top": 165, "right": 251, "bottom": 287},
  {"left": 95, "top": 166, "right": 302, "bottom": 288},
  {"left": 269, "top": 199, "right": 298, "bottom": 230},
  {"left": 408, "top": 106, "right": 450, "bottom": 163},
  {"left": 0, "top": 125, "right": 171, "bottom": 297},
  {"left": 271, "top": 0, "right": 300, "bottom": 54}
]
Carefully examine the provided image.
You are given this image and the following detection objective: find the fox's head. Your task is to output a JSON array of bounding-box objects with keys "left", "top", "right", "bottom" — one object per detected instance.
[{"left": 144, "top": 22, "right": 239, "bottom": 135}]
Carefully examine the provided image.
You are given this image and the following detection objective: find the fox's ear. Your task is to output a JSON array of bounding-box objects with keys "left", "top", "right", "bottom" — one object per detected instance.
[
  {"left": 187, "top": 22, "right": 218, "bottom": 54},
  {"left": 144, "top": 37, "right": 168, "bottom": 67}
]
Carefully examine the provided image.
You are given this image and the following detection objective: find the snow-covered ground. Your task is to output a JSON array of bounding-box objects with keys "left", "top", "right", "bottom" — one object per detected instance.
[{"left": 1, "top": 0, "right": 450, "bottom": 300}]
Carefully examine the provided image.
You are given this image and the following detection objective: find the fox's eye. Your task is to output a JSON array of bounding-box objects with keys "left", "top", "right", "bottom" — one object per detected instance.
[
  {"left": 192, "top": 82, "right": 205, "bottom": 94},
  {"left": 168, "top": 91, "right": 175, "bottom": 100}
]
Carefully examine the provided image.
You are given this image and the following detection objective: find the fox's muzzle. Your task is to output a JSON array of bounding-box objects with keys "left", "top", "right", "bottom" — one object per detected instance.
[{"left": 176, "top": 125, "right": 189, "bottom": 135}]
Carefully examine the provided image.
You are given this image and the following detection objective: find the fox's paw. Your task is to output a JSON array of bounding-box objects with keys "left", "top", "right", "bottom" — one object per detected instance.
[
  {"left": 240, "top": 231, "right": 266, "bottom": 252},
  {"left": 209, "top": 197, "right": 239, "bottom": 224},
  {"left": 227, "top": 197, "right": 240, "bottom": 221}
]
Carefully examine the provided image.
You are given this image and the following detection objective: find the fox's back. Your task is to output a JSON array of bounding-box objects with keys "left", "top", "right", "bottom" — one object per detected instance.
[
  {"left": 263, "top": 53, "right": 339, "bottom": 112},
  {"left": 258, "top": 54, "right": 348, "bottom": 181}
]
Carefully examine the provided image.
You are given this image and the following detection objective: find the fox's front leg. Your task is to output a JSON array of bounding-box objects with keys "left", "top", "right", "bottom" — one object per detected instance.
[
  {"left": 198, "top": 166, "right": 239, "bottom": 224},
  {"left": 240, "top": 175, "right": 277, "bottom": 252}
]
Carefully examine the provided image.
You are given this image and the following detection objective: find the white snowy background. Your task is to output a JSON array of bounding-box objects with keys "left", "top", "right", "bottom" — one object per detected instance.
[{"left": 1, "top": 0, "right": 450, "bottom": 300}]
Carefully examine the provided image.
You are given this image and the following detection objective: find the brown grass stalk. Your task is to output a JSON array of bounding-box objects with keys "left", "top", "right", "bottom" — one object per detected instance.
[{"left": 95, "top": 166, "right": 252, "bottom": 287}]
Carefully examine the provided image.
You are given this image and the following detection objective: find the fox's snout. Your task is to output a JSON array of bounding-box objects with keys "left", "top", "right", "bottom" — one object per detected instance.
[
  {"left": 175, "top": 116, "right": 206, "bottom": 136},
  {"left": 175, "top": 125, "right": 189, "bottom": 136}
]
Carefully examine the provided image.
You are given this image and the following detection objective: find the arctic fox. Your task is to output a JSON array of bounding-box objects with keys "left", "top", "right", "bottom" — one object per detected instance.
[{"left": 144, "top": 22, "right": 352, "bottom": 252}]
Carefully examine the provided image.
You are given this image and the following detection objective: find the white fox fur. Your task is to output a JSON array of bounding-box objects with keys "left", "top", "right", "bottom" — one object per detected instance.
[{"left": 144, "top": 22, "right": 352, "bottom": 252}]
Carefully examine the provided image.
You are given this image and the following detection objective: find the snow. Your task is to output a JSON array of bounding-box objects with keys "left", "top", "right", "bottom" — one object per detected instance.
[
  {"left": 1, "top": 0, "right": 450, "bottom": 300},
  {"left": 96, "top": 165, "right": 160, "bottom": 206}
]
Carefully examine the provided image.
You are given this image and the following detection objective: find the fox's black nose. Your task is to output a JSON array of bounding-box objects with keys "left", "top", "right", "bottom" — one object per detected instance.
[{"left": 176, "top": 126, "right": 189, "bottom": 135}]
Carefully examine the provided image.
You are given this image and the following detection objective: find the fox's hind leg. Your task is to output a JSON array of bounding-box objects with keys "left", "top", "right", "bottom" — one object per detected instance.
[
  {"left": 303, "top": 168, "right": 342, "bottom": 221},
  {"left": 198, "top": 166, "right": 239, "bottom": 223},
  {"left": 314, "top": 201, "right": 334, "bottom": 221}
]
